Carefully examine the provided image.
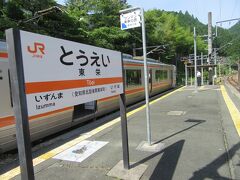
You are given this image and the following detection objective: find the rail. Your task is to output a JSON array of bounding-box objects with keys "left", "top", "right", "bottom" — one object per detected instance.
[{"left": 227, "top": 75, "right": 240, "bottom": 92}]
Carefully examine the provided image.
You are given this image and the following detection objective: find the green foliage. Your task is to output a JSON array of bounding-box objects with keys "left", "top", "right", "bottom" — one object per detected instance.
[
  {"left": 0, "top": 17, "right": 17, "bottom": 39},
  {"left": 0, "top": 0, "right": 207, "bottom": 58},
  {"left": 90, "top": 27, "right": 131, "bottom": 51},
  {"left": 13, "top": 0, "right": 56, "bottom": 16},
  {"left": 5, "top": 1, "right": 24, "bottom": 20},
  {"left": 145, "top": 9, "right": 206, "bottom": 64},
  {"left": 66, "top": 0, "right": 128, "bottom": 29},
  {"left": 215, "top": 25, "right": 240, "bottom": 64}
]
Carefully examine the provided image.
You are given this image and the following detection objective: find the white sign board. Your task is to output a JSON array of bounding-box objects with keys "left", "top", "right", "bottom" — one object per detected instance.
[
  {"left": 120, "top": 9, "right": 141, "bottom": 30},
  {"left": 18, "top": 30, "right": 123, "bottom": 116}
]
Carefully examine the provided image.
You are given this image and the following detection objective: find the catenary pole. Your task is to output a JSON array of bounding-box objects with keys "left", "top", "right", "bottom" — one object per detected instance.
[
  {"left": 141, "top": 8, "right": 151, "bottom": 145},
  {"left": 194, "top": 27, "right": 197, "bottom": 91}
]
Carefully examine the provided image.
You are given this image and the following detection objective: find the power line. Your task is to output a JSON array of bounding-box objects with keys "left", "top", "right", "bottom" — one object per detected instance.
[
  {"left": 231, "top": 0, "right": 238, "bottom": 19},
  {"left": 194, "top": 0, "right": 199, "bottom": 18},
  {"left": 219, "top": 0, "right": 222, "bottom": 25}
]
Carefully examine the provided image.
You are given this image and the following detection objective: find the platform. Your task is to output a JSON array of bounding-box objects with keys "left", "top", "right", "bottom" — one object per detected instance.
[{"left": 1, "top": 84, "right": 240, "bottom": 180}]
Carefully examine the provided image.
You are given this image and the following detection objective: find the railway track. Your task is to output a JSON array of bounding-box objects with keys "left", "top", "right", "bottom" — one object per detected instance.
[{"left": 227, "top": 74, "right": 240, "bottom": 92}]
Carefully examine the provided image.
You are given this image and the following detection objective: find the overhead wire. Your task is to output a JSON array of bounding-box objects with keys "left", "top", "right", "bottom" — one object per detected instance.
[
  {"left": 219, "top": 0, "right": 222, "bottom": 27},
  {"left": 194, "top": 0, "right": 199, "bottom": 19},
  {"left": 231, "top": 0, "right": 238, "bottom": 19}
]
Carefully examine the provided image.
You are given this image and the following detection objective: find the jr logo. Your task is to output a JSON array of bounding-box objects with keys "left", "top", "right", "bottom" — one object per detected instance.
[{"left": 27, "top": 42, "right": 45, "bottom": 58}]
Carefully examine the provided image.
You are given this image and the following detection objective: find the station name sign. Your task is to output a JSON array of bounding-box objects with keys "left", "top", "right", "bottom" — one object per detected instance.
[{"left": 12, "top": 30, "right": 123, "bottom": 116}]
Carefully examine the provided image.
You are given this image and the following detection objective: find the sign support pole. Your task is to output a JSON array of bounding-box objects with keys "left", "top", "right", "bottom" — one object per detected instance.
[
  {"left": 141, "top": 8, "right": 151, "bottom": 145},
  {"left": 119, "top": 53, "right": 130, "bottom": 170},
  {"left": 6, "top": 28, "right": 35, "bottom": 180}
]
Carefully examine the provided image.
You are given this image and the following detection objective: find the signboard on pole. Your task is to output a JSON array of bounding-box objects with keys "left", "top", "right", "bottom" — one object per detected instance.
[
  {"left": 13, "top": 30, "right": 123, "bottom": 116},
  {"left": 120, "top": 7, "right": 152, "bottom": 146},
  {"left": 6, "top": 28, "right": 125, "bottom": 178},
  {"left": 120, "top": 9, "right": 141, "bottom": 30}
]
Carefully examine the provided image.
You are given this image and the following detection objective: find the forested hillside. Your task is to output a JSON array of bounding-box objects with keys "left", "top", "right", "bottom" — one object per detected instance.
[
  {"left": 0, "top": 0, "right": 207, "bottom": 62},
  {"left": 214, "top": 22, "right": 240, "bottom": 66},
  {"left": 1, "top": 0, "right": 238, "bottom": 79}
]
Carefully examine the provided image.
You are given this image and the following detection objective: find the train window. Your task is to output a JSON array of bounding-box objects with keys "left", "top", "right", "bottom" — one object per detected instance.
[
  {"left": 170, "top": 70, "right": 173, "bottom": 79},
  {"left": 164, "top": 70, "right": 168, "bottom": 79},
  {"left": 126, "top": 69, "right": 141, "bottom": 87},
  {"left": 155, "top": 70, "right": 168, "bottom": 82}
]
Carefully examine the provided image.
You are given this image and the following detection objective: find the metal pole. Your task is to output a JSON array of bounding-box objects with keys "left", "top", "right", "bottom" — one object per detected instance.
[
  {"left": 141, "top": 8, "right": 151, "bottom": 145},
  {"left": 191, "top": 67, "right": 193, "bottom": 86},
  {"left": 133, "top": 43, "right": 136, "bottom": 57},
  {"left": 216, "top": 25, "right": 218, "bottom": 37},
  {"left": 6, "top": 28, "right": 35, "bottom": 180},
  {"left": 214, "top": 48, "right": 217, "bottom": 78},
  {"left": 185, "top": 64, "right": 188, "bottom": 86},
  {"left": 119, "top": 54, "right": 130, "bottom": 170},
  {"left": 201, "top": 52, "right": 203, "bottom": 85},
  {"left": 238, "top": 60, "right": 240, "bottom": 85},
  {"left": 218, "top": 62, "right": 221, "bottom": 77},
  {"left": 194, "top": 27, "right": 197, "bottom": 90}
]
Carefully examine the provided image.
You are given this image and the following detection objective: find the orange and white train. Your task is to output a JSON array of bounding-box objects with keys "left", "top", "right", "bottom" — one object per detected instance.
[{"left": 0, "top": 41, "right": 176, "bottom": 153}]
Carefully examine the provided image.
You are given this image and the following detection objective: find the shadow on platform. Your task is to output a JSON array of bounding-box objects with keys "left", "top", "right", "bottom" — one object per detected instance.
[
  {"left": 149, "top": 140, "right": 185, "bottom": 180},
  {"left": 189, "top": 141, "right": 240, "bottom": 180},
  {"left": 154, "top": 119, "right": 206, "bottom": 144}
]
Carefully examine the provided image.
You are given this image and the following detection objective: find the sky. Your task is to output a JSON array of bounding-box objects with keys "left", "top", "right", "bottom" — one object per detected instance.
[{"left": 57, "top": 0, "right": 240, "bottom": 29}]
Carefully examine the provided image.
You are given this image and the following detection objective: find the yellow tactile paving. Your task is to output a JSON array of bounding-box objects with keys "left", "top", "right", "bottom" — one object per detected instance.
[
  {"left": 0, "top": 86, "right": 185, "bottom": 180},
  {"left": 221, "top": 85, "right": 240, "bottom": 136}
]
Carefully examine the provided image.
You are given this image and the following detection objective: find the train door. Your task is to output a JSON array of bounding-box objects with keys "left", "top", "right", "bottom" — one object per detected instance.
[
  {"left": 72, "top": 101, "right": 97, "bottom": 122},
  {"left": 0, "top": 59, "right": 13, "bottom": 117},
  {"left": 149, "top": 69, "right": 152, "bottom": 93},
  {"left": 172, "top": 66, "right": 176, "bottom": 87}
]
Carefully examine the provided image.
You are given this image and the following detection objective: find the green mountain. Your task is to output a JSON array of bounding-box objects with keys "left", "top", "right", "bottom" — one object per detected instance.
[
  {"left": 229, "top": 21, "right": 240, "bottom": 35},
  {"left": 3, "top": 0, "right": 238, "bottom": 83},
  {"left": 215, "top": 21, "right": 240, "bottom": 62},
  {"left": 174, "top": 11, "right": 207, "bottom": 35}
]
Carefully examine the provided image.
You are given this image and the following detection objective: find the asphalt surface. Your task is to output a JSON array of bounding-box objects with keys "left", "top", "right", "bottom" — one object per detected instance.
[{"left": 2, "top": 84, "right": 240, "bottom": 180}]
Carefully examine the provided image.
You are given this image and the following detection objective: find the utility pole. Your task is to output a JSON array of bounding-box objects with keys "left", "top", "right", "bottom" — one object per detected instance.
[
  {"left": 194, "top": 27, "right": 197, "bottom": 91},
  {"left": 208, "top": 12, "right": 212, "bottom": 64},
  {"left": 201, "top": 52, "right": 203, "bottom": 85},
  {"left": 208, "top": 12, "right": 213, "bottom": 85}
]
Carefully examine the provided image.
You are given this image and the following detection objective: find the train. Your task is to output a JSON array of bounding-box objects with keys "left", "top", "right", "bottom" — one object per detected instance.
[{"left": 0, "top": 41, "right": 176, "bottom": 153}]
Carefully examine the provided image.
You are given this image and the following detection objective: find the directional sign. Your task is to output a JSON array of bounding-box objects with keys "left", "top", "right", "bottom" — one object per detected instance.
[{"left": 120, "top": 9, "right": 141, "bottom": 30}]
